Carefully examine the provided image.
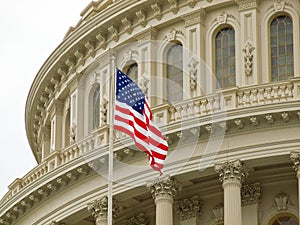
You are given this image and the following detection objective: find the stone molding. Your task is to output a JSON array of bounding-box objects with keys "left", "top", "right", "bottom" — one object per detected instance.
[
  {"left": 241, "top": 182, "right": 263, "bottom": 206},
  {"left": 175, "top": 195, "right": 203, "bottom": 220},
  {"left": 147, "top": 176, "right": 181, "bottom": 201},
  {"left": 215, "top": 159, "right": 248, "bottom": 183}
]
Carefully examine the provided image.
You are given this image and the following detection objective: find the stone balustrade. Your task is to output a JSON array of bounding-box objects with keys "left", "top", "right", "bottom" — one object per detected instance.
[{"left": 1, "top": 78, "right": 299, "bottom": 206}]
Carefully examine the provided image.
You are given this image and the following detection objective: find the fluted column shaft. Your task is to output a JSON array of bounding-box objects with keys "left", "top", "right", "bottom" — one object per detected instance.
[
  {"left": 223, "top": 178, "right": 242, "bottom": 225},
  {"left": 215, "top": 160, "right": 248, "bottom": 225},
  {"left": 147, "top": 176, "right": 181, "bottom": 225}
]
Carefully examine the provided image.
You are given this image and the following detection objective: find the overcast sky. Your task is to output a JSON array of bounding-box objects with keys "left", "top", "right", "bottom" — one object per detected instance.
[{"left": 0, "top": 1, "right": 92, "bottom": 199}]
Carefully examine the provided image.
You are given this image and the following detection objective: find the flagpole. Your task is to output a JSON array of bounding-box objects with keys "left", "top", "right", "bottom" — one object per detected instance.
[{"left": 108, "top": 52, "right": 116, "bottom": 225}]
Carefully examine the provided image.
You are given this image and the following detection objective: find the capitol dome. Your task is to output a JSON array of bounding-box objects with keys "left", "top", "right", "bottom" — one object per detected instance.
[{"left": 1, "top": 0, "right": 300, "bottom": 224}]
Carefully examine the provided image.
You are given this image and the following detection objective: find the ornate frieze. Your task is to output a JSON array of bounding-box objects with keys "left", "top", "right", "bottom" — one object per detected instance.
[
  {"left": 175, "top": 195, "right": 203, "bottom": 220},
  {"left": 125, "top": 213, "right": 150, "bottom": 225},
  {"left": 274, "top": 192, "right": 289, "bottom": 210},
  {"left": 241, "top": 182, "right": 263, "bottom": 206},
  {"left": 215, "top": 159, "right": 248, "bottom": 183},
  {"left": 87, "top": 196, "right": 121, "bottom": 222},
  {"left": 147, "top": 176, "right": 181, "bottom": 201},
  {"left": 242, "top": 42, "right": 255, "bottom": 77}
]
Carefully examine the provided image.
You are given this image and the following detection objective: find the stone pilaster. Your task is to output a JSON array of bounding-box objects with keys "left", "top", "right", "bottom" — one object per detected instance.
[
  {"left": 147, "top": 176, "right": 181, "bottom": 225},
  {"left": 290, "top": 151, "right": 300, "bottom": 218},
  {"left": 175, "top": 195, "right": 202, "bottom": 225},
  {"left": 235, "top": 0, "right": 261, "bottom": 86},
  {"left": 215, "top": 159, "right": 248, "bottom": 225},
  {"left": 87, "top": 196, "right": 120, "bottom": 225}
]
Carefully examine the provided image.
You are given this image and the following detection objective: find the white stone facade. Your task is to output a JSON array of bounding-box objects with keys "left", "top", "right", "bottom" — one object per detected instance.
[{"left": 1, "top": 0, "right": 300, "bottom": 224}]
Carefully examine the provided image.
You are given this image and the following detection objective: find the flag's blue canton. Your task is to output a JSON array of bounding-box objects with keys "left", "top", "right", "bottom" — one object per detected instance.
[{"left": 116, "top": 70, "right": 145, "bottom": 115}]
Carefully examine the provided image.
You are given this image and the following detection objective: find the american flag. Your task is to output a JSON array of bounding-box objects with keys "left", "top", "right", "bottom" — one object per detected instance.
[{"left": 114, "top": 68, "right": 168, "bottom": 174}]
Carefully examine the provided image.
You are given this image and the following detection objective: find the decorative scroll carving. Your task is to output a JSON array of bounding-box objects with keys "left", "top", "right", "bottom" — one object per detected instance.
[
  {"left": 125, "top": 213, "right": 149, "bottom": 225},
  {"left": 242, "top": 42, "right": 255, "bottom": 76},
  {"left": 212, "top": 204, "right": 224, "bottom": 223},
  {"left": 241, "top": 182, "right": 263, "bottom": 206},
  {"left": 136, "top": 10, "right": 147, "bottom": 27},
  {"left": 215, "top": 159, "right": 248, "bottom": 183},
  {"left": 175, "top": 195, "right": 203, "bottom": 220},
  {"left": 96, "top": 32, "right": 107, "bottom": 49},
  {"left": 168, "top": 0, "right": 178, "bottom": 14},
  {"left": 274, "top": 192, "right": 289, "bottom": 210},
  {"left": 122, "top": 17, "right": 133, "bottom": 34},
  {"left": 151, "top": 2, "right": 162, "bottom": 20},
  {"left": 108, "top": 25, "right": 119, "bottom": 42},
  {"left": 147, "top": 176, "right": 181, "bottom": 200}
]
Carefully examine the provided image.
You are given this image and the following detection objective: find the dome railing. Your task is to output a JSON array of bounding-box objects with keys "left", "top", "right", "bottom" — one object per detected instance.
[{"left": 1, "top": 78, "right": 299, "bottom": 206}]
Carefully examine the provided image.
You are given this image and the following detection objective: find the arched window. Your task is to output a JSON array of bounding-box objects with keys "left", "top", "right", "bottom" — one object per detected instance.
[
  {"left": 215, "top": 27, "right": 235, "bottom": 88},
  {"left": 125, "top": 62, "right": 138, "bottom": 81},
  {"left": 269, "top": 213, "right": 298, "bottom": 225},
  {"left": 167, "top": 42, "right": 183, "bottom": 103},
  {"left": 93, "top": 85, "right": 100, "bottom": 129},
  {"left": 270, "top": 15, "right": 294, "bottom": 81}
]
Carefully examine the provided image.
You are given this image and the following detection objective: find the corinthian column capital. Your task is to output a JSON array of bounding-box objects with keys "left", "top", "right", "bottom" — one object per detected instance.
[
  {"left": 215, "top": 159, "right": 248, "bottom": 184},
  {"left": 241, "top": 182, "right": 263, "bottom": 206},
  {"left": 175, "top": 195, "right": 203, "bottom": 221},
  {"left": 87, "top": 196, "right": 121, "bottom": 224},
  {"left": 147, "top": 176, "right": 181, "bottom": 202}
]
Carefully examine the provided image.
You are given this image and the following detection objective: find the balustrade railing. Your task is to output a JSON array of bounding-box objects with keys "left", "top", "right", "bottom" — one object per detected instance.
[{"left": 1, "top": 78, "right": 299, "bottom": 205}]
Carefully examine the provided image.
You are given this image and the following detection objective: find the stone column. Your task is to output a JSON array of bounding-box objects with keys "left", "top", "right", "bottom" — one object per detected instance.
[
  {"left": 175, "top": 195, "right": 202, "bottom": 225},
  {"left": 87, "top": 196, "right": 120, "bottom": 225},
  {"left": 147, "top": 176, "right": 181, "bottom": 225},
  {"left": 215, "top": 159, "right": 248, "bottom": 225},
  {"left": 241, "top": 182, "right": 263, "bottom": 225},
  {"left": 290, "top": 151, "right": 300, "bottom": 219}
]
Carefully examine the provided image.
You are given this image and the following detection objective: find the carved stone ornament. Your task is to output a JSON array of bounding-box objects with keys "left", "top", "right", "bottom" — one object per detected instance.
[
  {"left": 215, "top": 159, "right": 248, "bottom": 183},
  {"left": 175, "top": 195, "right": 203, "bottom": 220},
  {"left": 125, "top": 212, "right": 150, "bottom": 225},
  {"left": 138, "top": 75, "right": 150, "bottom": 96},
  {"left": 87, "top": 196, "right": 121, "bottom": 221},
  {"left": 70, "top": 122, "right": 77, "bottom": 143},
  {"left": 242, "top": 42, "right": 255, "bottom": 76},
  {"left": 235, "top": 0, "right": 261, "bottom": 11},
  {"left": 241, "top": 182, "right": 263, "bottom": 206},
  {"left": 147, "top": 176, "right": 181, "bottom": 200},
  {"left": 100, "top": 98, "right": 109, "bottom": 124},
  {"left": 290, "top": 151, "right": 300, "bottom": 172},
  {"left": 274, "top": 192, "right": 289, "bottom": 210},
  {"left": 188, "top": 58, "right": 198, "bottom": 91},
  {"left": 274, "top": 0, "right": 285, "bottom": 12},
  {"left": 217, "top": 13, "right": 227, "bottom": 24},
  {"left": 212, "top": 204, "right": 224, "bottom": 223}
]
